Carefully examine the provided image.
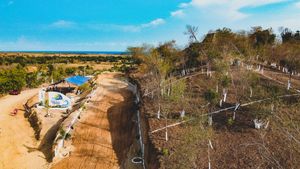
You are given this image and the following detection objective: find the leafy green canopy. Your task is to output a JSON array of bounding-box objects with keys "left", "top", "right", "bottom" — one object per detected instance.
[{"left": 0, "top": 66, "right": 26, "bottom": 93}]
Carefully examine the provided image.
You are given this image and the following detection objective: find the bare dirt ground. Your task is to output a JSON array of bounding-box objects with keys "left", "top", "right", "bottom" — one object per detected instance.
[
  {"left": 52, "top": 73, "right": 137, "bottom": 169},
  {"left": 140, "top": 67, "right": 300, "bottom": 169},
  {"left": 0, "top": 88, "right": 49, "bottom": 169}
]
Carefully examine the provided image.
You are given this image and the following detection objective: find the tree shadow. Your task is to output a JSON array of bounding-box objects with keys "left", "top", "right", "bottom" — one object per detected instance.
[
  {"left": 38, "top": 118, "right": 65, "bottom": 162},
  {"left": 213, "top": 107, "right": 254, "bottom": 132},
  {"left": 107, "top": 88, "right": 137, "bottom": 167}
]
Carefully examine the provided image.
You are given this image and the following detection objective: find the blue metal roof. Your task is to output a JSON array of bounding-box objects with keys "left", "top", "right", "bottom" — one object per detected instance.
[{"left": 65, "top": 76, "right": 90, "bottom": 86}]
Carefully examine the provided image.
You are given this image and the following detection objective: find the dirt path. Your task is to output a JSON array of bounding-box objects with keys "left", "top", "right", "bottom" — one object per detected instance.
[
  {"left": 0, "top": 88, "right": 48, "bottom": 169},
  {"left": 52, "top": 73, "right": 136, "bottom": 169}
]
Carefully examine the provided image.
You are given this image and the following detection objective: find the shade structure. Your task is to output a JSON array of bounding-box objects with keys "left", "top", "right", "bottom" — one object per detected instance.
[{"left": 65, "top": 75, "right": 90, "bottom": 86}]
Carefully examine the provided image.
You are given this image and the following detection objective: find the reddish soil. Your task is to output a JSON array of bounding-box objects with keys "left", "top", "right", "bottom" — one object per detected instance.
[
  {"left": 137, "top": 68, "right": 300, "bottom": 169},
  {"left": 0, "top": 88, "right": 48, "bottom": 169},
  {"left": 52, "top": 73, "right": 138, "bottom": 169}
]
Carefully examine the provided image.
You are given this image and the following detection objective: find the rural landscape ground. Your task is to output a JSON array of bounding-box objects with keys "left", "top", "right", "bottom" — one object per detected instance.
[
  {"left": 0, "top": 71, "right": 141, "bottom": 169},
  {"left": 0, "top": 88, "right": 47, "bottom": 169},
  {"left": 2, "top": 0, "right": 300, "bottom": 168},
  {"left": 1, "top": 26, "right": 300, "bottom": 169},
  {"left": 53, "top": 73, "right": 139, "bottom": 169}
]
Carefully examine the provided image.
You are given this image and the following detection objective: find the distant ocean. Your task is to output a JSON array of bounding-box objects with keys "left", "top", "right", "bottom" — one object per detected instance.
[{"left": 4, "top": 51, "right": 127, "bottom": 55}]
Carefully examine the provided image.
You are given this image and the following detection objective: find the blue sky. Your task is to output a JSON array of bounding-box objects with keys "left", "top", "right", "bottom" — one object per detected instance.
[{"left": 0, "top": 0, "right": 300, "bottom": 51}]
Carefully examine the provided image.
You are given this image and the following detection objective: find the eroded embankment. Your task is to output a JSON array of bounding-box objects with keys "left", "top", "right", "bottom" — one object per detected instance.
[
  {"left": 128, "top": 77, "right": 160, "bottom": 169},
  {"left": 52, "top": 73, "right": 142, "bottom": 169}
]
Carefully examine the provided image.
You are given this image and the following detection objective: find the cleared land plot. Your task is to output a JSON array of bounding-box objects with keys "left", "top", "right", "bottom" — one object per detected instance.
[
  {"left": 0, "top": 88, "right": 48, "bottom": 169},
  {"left": 52, "top": 73, "right": 137, "bottom": 169}
]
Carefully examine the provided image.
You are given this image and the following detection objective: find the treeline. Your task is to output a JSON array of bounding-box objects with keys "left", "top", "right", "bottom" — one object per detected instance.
[
  {"left": 0, "top": 65, "right": 44, "bottom": 93},
  {"left": 0, "top": 55, "right": 132, "bottom": 66},
  {"left": 128, "top": 26, "right": 300, "bottom": 122},
  {"left": 129, "top": 26, "right": 300, "bottom": 168},
  {"left": 0, "top": 64, "right": 94, "bottom": 94},
  {"left": 129, "top": 26, "right": 300, "bottom": 77}
]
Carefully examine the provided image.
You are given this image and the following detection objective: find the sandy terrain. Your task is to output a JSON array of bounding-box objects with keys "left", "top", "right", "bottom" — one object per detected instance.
[
  {"left": 0, "top": 73, "right": 138, "bottom": 169},
  {"left": 0, "top": 88, "right": 49, "bottom": 169},
  {"left": 52, "top": 73, "right": 136, "bottom": 169}
]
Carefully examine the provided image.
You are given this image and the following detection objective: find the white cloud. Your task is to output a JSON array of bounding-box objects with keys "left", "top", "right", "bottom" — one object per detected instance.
[
  {"left": 0, "top": 37, "right": 141, "bottom": 51},
  {"left": 295, "top": 1, "right": 300, "bottom": 8},
  {"left": 141, "top": 18, "right": 165, "bottom": 28},
  {"left": 50, "top": 20, "right": 76, "bottom": 28},
  {"left": 190, "top": 0, "right": 288, "bottom": 8},
  {"left": 260, "top": 15, "right": 300, "bottom": 31},
  {"left": 171, "top": 10, "right": 185, "bottom": 18},
  {"left": 88, "top": 24, "right": 141, "bottom": 32},
  {"left": 0, "top": 36, "right": 44, "bottom": 51},
  {"left": 8, "top": 1, "right": 14, "bottom": 6},
  {"left": 179, "top": 2, "right": 190, "bottom": 8},
  {"left": 88, "top": 18, "right": 165, "bottom": 33},
  {"left": 176, "top": 0, "right": 289, "bottom": 21}
]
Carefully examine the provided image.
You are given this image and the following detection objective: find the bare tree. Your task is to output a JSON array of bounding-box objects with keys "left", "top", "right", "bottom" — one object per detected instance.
[{"left": 184, "top": 25, "right": 199, "bottom": 42}]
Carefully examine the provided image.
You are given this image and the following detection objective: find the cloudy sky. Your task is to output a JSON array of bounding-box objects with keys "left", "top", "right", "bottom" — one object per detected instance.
[{"left": 0, "top": 0, "right": 300, "bottom": 51}]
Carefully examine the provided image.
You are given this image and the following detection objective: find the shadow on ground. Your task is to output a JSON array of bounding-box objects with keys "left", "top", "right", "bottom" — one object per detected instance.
[
  {"left": 107, "top": 86, "right": 138, "bottom": 168},
  {"left": 38, "top": 118, "right": 65, "bottom": 162}
]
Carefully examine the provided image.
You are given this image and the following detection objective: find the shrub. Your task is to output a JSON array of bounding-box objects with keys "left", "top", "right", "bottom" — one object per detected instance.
[
  {"left": 78, "top": 83, "right": 91, "bottom": 92},
  {"left": 59, "top": 128, "right": 66, "bottom": 136},
  {"left": 162, "top": 148, "right": 169, "bottom": 156},
  {"left": 227, "top": 118, "right": 234, "bottom": 126},
  {"left": 204, "top": 89, "right": 219, "bottom": 105}
]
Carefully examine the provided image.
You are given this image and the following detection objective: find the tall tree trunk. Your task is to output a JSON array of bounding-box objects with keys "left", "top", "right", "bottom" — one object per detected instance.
[
  {"left": 180, "top": 110, "right": 185, "bottom": 119},
  {"left": 208, "top": 106, "right": 213, "bottom": 126},
  {"left": 233, "top": 103, "right": 240, "bottom": 120},
  {"left": 223, "top": 88, "right": 227, "bottom": 102},
  {"left": 208, "top": 115, "right": 213, "bottom": 126},
  {"left": 160, "top": 81, "right": 164, "bottom": 96},
  {"left": 157, "top": 104, "right": 161, "bottom": 119},
  {"left": 165, "top": 119, "right": 168, "bottom": 141},
  {"left": 207, "top": 62, "right": 211, "bottom": 77},
  {"left": 233, "top": 111, "right": 236, "bottom": 120},
  {"left": 287, "top": 73, "right": 292, "bottom": 90}
]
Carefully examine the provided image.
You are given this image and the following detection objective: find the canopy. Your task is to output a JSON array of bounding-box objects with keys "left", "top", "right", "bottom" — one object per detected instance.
[{"left": 65, "top": 75, "right": 90, "bottom": 86}]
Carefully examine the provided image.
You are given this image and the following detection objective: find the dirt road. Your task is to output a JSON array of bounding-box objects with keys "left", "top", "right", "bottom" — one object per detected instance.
[
  {"left": 52, "top": 73, "right": 137, "bottom": 169},
  {"left": 0, "top": 88, "right": 48, "bottom": 169}
]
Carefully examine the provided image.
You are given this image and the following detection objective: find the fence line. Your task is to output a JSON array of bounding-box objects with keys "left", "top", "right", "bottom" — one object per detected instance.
[
  {"left": 143, "top": 70, "right": 211, "bottom": 97},
  {"left": 125, "top": 79, "right": 146, "bottom": 169},
  {"left": 53, "top": 87, "right": 97, "bottom": 158},
  {"left": 150, "top": 93, "right": 300, "bottom": 134}
]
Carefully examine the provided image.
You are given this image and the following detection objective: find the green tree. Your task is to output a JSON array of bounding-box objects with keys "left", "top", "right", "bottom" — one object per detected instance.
[
  {"left": 65, "top": 67, "right": 76, "bottom": 75},
  {"left": 26, "top": 72, "right": 40, "bottom": 88},
  {"left": 204, "top": 89, "right": 219, "bottom": 126},
  {"left": 0, "top": 67, "right": 26, "bottom": 93}
]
